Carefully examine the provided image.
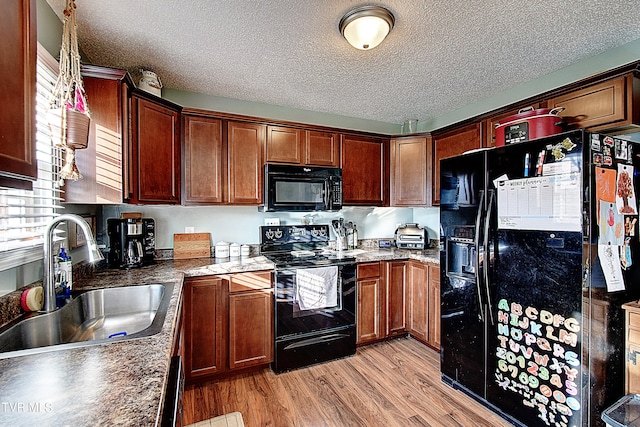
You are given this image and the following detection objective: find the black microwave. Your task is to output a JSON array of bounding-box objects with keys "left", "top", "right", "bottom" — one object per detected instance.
[{"left": 261, "top": 164, "right": 342, "bottom": 212}]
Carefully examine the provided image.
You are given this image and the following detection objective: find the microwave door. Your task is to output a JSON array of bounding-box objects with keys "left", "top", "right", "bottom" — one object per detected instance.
[{"left": 272, "top": 177, "right": 325, "bottom": 210}]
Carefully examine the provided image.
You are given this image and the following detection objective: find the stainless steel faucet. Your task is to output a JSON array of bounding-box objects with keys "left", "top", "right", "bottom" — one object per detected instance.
[{"left": 43, "top": 214, "right": 104, "bottom": 312}]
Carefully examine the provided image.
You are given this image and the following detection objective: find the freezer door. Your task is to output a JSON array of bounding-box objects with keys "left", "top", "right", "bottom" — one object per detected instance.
[{"left": 440, "top": 151, "right": 488, "bottom": 398}]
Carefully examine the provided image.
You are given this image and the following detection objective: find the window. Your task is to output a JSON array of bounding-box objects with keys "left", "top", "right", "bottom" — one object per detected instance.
[{"left": 0, "top": 45, "right": 64, "bottom": 270}]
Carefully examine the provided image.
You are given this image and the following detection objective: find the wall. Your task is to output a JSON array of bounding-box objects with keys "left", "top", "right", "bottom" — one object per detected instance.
[
  {"left": 100, "top": 205, "right": 439, "bottom": 250},
  {"left": 419, "top": 38, "right": 640, "bottom": 132}
]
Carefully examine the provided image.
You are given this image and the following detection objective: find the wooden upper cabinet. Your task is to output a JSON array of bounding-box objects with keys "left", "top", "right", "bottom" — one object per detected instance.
[
  {"left": 182, "top": 114, "right": 225, "bottom": 204},
  {"left": 266, "top": 126, "right": 339, "bottom": 167},
  {"left": 129, "top": 93, "right": 181, "bottom": 204},
  {"left": 390, "top": 136, "right": 429, "bottom": 206},
  {"left": 227, "top": 121, "right": 265, "bottom": 204},
  {"left": 548, "top": 74, "right": 640, "bottom": 131},
  {"left": 341, "top": 135, "right": 388, "bottom": 206},
  {"left": 305, "top": 130, "right": 339, "bottom": 167},
  {"left": 265, "top": 125, "right": 304, "bottom": 164},
  {"left": 64, "top": 66, "right": 132, "bottom": 203},
  {"left": 0, "top": 0, "right": 37, "bottom": 188},
  {"left": 432, "top": 122, "right": 481, "bottom": 205}
]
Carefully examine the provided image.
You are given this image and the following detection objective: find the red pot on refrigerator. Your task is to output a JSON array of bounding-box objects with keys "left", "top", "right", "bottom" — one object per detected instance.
[{"left": 495, "top": 106, "right": 565, "bottom": 147}]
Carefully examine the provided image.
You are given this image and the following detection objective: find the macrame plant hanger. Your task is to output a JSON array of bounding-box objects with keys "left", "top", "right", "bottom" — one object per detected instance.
[{"left": 47, "top": 0, "right": 91, "bottom": 183}]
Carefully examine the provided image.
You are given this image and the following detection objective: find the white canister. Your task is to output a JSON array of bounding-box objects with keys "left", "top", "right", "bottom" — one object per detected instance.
[
  {"left": 241, "top": 244, "right": 251, "bottom": 257},
  {"left": 229, "top": 243, "right": 240, "bottom": 257},
  {"left": 215, "top": 241, "right": 230, "bottom": 258}
]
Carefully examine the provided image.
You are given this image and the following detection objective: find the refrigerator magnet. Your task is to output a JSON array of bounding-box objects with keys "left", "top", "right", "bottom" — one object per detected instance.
[
  {"left": 593, "top": 153, "right": 603, "bottom": 165},
  {"left": 604, "top": 156, "right": 613, "bottom": 166},
  {"left": 615, "top": 139, "right": 628, "bottom": 160},
  {"left": 591, "top": 134, "right": 601, "bottom": 151},
  {"left": 604, "top": 136, "right": 615, "bottom": 146}
]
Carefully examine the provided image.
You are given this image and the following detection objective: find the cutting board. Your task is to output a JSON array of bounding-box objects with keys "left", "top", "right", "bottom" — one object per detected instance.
[{"left": 173, "top": 233, "right": 211, "bottom": 259}]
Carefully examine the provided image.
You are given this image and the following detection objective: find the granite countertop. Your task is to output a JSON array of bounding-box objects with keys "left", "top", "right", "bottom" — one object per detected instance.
[{"left": 0, "top": 248, "right": 438, "bottom": 426}]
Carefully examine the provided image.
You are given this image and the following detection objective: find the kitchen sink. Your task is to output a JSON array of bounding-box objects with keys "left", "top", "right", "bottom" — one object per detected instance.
[{"left": 0, "top": 283, "right": 174, "bottom": 358}]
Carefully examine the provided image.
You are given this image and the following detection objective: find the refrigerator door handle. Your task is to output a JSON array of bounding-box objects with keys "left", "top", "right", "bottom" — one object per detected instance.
[
  {"left": 484, "top": 189, "right": 496, "bottom": 325},
  {"left": 474, "top": 190, "right": 485, "bottom": 322}
]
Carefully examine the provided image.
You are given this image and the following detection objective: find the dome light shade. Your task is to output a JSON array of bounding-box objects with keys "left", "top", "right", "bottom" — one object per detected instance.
[{"left": 339, "top": 6, "right": 395, "bottom": 50}]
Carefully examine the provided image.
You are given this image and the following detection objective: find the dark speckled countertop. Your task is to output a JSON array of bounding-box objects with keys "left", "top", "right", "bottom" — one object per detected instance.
[{"left": 0, "top": 249, "right": 438, "bottom": 426}]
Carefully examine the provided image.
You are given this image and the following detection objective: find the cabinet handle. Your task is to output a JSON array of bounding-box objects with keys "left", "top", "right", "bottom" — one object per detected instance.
[{"left": 628, "top": 349, "right": 640, "bottom": 365}]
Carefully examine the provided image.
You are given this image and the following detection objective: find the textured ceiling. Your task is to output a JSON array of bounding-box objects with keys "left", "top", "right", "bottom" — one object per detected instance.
[{"left": 45, "top": 0, "right": 640, "bottom": 126}]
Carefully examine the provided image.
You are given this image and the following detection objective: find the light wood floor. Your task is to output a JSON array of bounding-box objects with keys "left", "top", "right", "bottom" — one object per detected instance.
[{"left": 183, "top": 337, "right": 513, "bottom": 427}]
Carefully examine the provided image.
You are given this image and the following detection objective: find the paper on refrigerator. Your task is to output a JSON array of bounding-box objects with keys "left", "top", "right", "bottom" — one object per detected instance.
[
  {"left": 496, "top": 173, "right": 581, "bottom": 231},
  {"left": 598, "top": 244, "right": 625, "bottom": 292}
]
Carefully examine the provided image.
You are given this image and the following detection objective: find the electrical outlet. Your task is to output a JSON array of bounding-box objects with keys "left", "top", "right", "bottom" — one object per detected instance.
[{"left": 185, "top": 226, "right": 195, "bottom": 233}]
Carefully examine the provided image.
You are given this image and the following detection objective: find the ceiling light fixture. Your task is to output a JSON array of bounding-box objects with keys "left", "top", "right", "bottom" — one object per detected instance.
[{"left": 339, "top": 5, "right": 395, "bottom": 51}]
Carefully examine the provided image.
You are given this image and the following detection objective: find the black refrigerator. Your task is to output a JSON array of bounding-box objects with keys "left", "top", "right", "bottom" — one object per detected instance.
[{"left": 440, "top": 129, "right": 640, "bottom": 427}]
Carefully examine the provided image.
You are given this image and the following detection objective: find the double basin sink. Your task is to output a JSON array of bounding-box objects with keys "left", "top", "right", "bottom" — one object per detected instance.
[{"left": 0, "top": 283, "right": 173, "bottom": 358}]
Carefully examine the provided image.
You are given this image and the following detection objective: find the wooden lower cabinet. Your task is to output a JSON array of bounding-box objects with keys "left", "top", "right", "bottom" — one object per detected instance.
[
  {"left": 623, "top": 300, "right": 640, "bottom": 393},
  {"left": 356, "top": 262, "right": 383, "bottom": 345},
  {"left": 357, "top": 260, "right": 440, "bottom": 351},
  {"left": 406, "top": 261, "right": 428, "bottom": 343},
  {"left": 183, "top": 276, "right": 226, "bottom": 379},
  {"left": 385, "top": 261, "right": 407, "bottom": 337},
  {"left": 428, "top": 264, "right": 441, "bottom": 350},
  {"left": 229, "top": 289, "right": 273, "bottom": 369},
  {"left": 183, "top": 271, "right": 273, "bottom": 381}
]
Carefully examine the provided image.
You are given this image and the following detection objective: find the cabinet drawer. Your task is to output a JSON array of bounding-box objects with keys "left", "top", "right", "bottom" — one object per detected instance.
[
  {"left": 358, "top": 262, "right": 380, "bottom": 279},
  {"left": 228, "top": 270, "right": 272, "bottom": 293},
  {"left": 629, "top": 327, "right": 640, "bottom": 345},
  {"left": 630, "top": 312, "right": 640, "bottom": 330}
]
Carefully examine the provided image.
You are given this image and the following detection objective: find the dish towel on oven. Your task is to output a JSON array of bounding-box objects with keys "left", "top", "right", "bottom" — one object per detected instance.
[{"left": 295, "top": 266, "right": 338, "bottom": 310}]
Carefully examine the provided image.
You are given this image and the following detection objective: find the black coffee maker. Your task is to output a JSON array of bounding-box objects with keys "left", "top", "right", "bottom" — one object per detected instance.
[{"left": 107, "top": 218, "right": 155, "bottom": 268}]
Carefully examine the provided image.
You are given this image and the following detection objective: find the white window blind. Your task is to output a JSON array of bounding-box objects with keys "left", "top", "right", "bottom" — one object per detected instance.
[{"left": 0, "top": 46, "right": 64, "bottom": 270}]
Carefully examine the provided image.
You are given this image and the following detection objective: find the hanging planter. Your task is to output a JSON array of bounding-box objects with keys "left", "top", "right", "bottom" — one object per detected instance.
[{"left": 47, "top": 0, "right": 91, "bottom": 181}]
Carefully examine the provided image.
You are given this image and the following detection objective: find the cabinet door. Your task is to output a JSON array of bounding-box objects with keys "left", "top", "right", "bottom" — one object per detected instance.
[
  {"left": 341, "top": 135, "right": 388, "bottom": 206},
  {"left": 227, "top": 121, "right": 265, "bottom": 204},
  {"left": 390, "top": 137, "right": 428, "bottom": 206},
  {"left": 228, "top": 289, "right": 274, "bottom": 370},
  {"left": 131, "top": 95, "right": 181, "bottom": 204},
  {"left": 357, "top": 262, "right": 382, "bottom": 345},
  {"left": 385, "top": 261, "right": 406, "bottom": 336},
  {"left": 0, "top": 0, "right": 37, "bottom": 187},
  {"left": 406, "top": 261, "right": 428, "bottom": 343},
  {"left": 65, "top": 68, "right": 130, "bottom": 203},
  {"left": 184, "top": 277, "right": 226, "bottom": 380},
  {"left": 548, "top": 76, "right": 630, "bottom": 131},
  {"left": 183, "top": 115, "right": 225, "bottom": 204},
  {"left": 357, "top": 277, "right": 382, "bottom": 345},
  {"left": 428, "top": 264, "right": 440, "bottom": 350},
  {"left": 432, "top": 122, "right": 481, "bottom": 205},
  {"left": 265, "top": 125, "right": 304, "bottom": 164},
  {"left": 306, "top": 130, "right": 339, "bottom": 167}
]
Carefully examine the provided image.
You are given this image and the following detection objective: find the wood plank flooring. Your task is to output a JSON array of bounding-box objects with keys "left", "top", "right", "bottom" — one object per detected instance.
[{"left": 183, "top": 337, "right": 513, "bottom": 427}]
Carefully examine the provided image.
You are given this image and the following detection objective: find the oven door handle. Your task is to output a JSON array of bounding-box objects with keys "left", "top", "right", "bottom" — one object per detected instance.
[{"left": 283, "top": 333, "right": 350, "bottom": 350}]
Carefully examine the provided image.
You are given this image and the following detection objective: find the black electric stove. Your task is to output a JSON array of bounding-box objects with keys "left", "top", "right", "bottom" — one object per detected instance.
[{"left": 260, "top": 225, "right": 357, "bottom": 373}]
